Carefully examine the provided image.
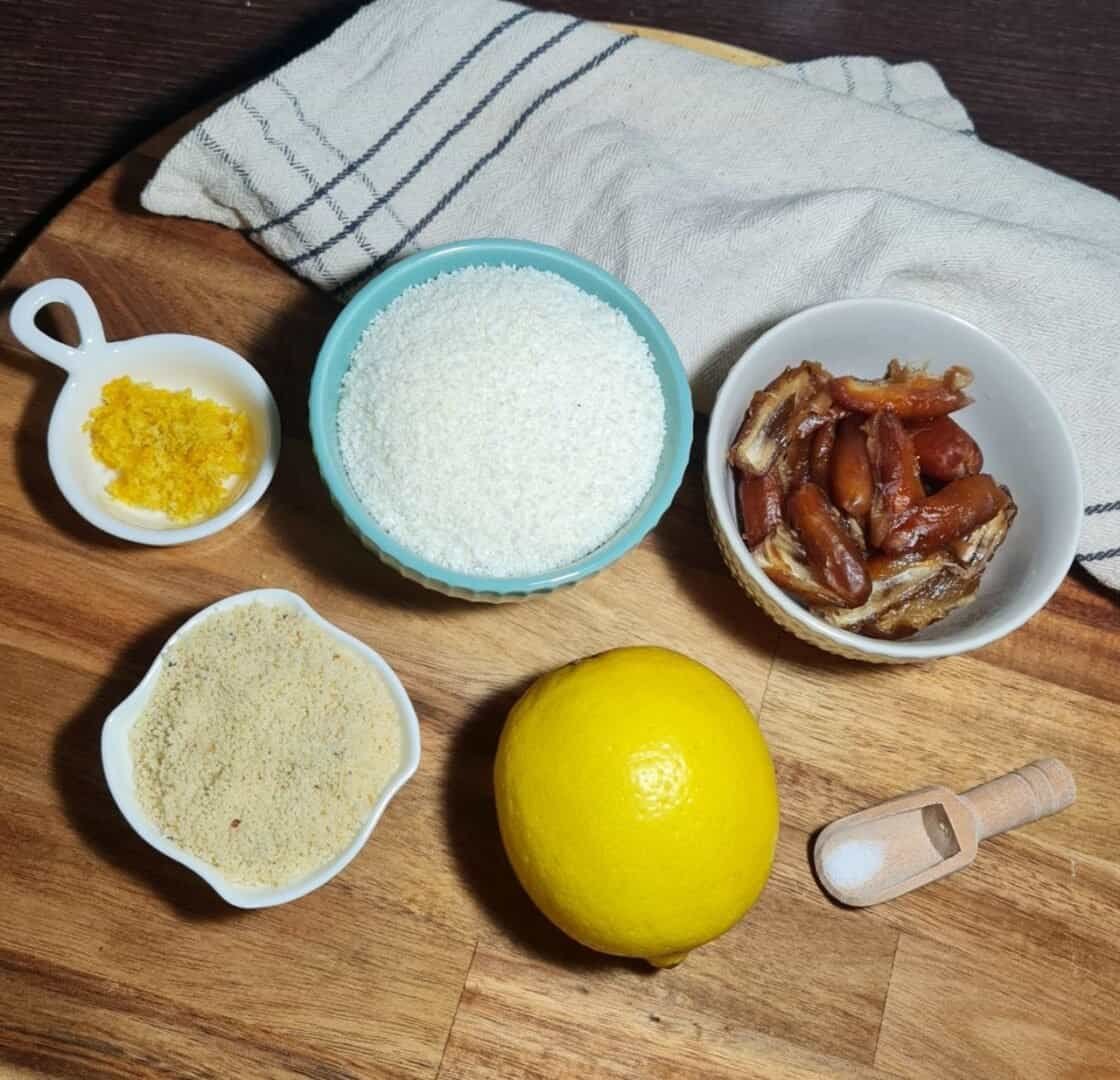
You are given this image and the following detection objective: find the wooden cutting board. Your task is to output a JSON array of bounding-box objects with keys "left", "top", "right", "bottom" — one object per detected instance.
[{"left": 1, "top": 24, "right": 1118, "bottom": 1080}]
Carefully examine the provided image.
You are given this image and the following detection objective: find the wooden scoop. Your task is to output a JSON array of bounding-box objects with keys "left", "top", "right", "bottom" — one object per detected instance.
[{"left": 813, "top": 759, "right": 1076, "bottom": 907}]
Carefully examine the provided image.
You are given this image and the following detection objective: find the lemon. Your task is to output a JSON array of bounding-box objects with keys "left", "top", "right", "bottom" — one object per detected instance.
[{"left": 494, "top": 646, "right": 779, "bottom": 967}]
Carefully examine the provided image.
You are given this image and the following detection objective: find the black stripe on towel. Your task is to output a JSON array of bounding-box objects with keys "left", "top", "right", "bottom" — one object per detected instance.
[
  {"left": 878, "top": 58, "right": 903, "bottom": 114},
  {"left": 237, "top": 96, "right": 378, "bottom": 263},
  {"left": 337, "top": 33, "right": 636, "bottom": 295},
  {"left": 1086, "top": 500, "right": 1120, "bottom": 516},
  {"left": 251, "top": 6, "right": 535, "bottom": 238},
  {"left": 286, "top": 16, "right": 585, "bottom": 269},
  {"left": 269, "top": 74, "right": 412, "bottom": 238},
  {"left": 1078, "top": 547, "right": 1120, "bottom": 564},
  {"left": 193, "top": 125, "right": 339, "bottom": 288}
]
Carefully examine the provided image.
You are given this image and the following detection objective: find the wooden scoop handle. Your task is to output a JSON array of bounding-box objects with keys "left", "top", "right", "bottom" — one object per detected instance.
[{"left": 959, "top": 758, "right": 1076, "bottom": 842}]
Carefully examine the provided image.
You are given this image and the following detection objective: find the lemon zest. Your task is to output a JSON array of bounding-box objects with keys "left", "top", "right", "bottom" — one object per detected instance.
[{"left": 84, "top": 376, "right": 253, "bottom": 523}]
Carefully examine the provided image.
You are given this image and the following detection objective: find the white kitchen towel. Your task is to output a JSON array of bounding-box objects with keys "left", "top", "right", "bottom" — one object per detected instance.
[{"left": 142, "top": 0, "right": 1120, "bottom": 587}]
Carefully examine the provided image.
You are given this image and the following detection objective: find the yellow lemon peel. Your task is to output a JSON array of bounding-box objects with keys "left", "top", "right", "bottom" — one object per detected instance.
[
  {"left": 495, "top": 646, "right": 779, "bottom": 967},
  {"left": 84, "top": 376, "right": 253, "bottom": 523}
]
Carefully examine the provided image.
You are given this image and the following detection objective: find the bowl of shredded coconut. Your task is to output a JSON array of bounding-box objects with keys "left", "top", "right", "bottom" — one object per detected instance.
[{"left": 310, "top": 240, "right": 692, "bottom": 601}]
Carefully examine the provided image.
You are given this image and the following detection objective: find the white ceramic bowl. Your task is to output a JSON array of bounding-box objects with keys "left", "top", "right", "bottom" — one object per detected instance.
[
  {"left": 101, "top": 589, "right": 422, "bottom": 908},
  {"left": 705, "top": 298, "right": 1082, "bottom": 663},
  {"left": 8, "top": 278, "right": 281, "bottom": 544}
]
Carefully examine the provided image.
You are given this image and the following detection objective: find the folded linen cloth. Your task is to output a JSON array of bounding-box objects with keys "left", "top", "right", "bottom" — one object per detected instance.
[{"left": 142, "top": 0, "right": 1120, "bottom": 589}]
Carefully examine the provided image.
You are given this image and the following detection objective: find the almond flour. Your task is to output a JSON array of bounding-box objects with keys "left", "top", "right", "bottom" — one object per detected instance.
[{"left": 131, "top": 602, "right": 403, "bottom": 887}]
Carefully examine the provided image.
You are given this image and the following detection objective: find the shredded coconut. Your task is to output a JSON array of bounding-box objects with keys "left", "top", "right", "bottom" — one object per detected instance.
[
  {"left": 131, "top": 603, "right": 403, "bottom": 887},
  {"left": 337, "top": 265, "right": 666, "bottom": 577}
]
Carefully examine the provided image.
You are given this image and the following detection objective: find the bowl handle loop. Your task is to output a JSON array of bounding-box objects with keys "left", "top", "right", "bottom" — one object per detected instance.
[{"left": 8, "top": 278, "right": 108, "bottom": 374}]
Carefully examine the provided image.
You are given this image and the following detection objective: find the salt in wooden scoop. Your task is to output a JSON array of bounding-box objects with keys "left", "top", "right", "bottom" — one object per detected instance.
[{"left": 813, "top": 759, "right": 1075, "bottom": 907}]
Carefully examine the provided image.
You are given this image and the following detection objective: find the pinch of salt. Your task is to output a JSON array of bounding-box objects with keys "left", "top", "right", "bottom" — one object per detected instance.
[{"left": 822, "top": 837, "right": 884, "bottom": 890}]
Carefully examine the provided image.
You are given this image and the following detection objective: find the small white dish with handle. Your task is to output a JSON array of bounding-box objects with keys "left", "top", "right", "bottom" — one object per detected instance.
[
  {"left": 101, "top": 588, "right": 422, "bottom": 909},
  {"left": 8, "top": 278, "right": 281, "bottom": 544}
]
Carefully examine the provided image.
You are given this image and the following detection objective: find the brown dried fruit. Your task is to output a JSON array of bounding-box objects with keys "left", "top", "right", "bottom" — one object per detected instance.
[
  {"left": 831, "top": 360, "right": 973, "bottom": 420},
  {"left": 810, "top": 422, "right": 836, "bottom": 490},
  {"left": 909, "top": 415, "right": 983, "bottom": 482},
  {"left": 729, "top": 362, "right": 837, "bottom": 477},
  {"left": 831, "top": 415, "right": 873, "bottom": 525},
  {"left": 751, "top": 523, "right": 850, "bottom": 608},
  {"left": 881, "top": 474, "right": 1011, "bottom": 555},
  {"left": 948, "top": 500, "right": 1017, "bottom": 569},
  {"left": 841, "top": 513, "right": 868, "bottom": 555},
  {"left": 863, "top": 568, "right": 979, "bottom": 639},
  {"left": 786, "top": 483, "right": 872, "bottom": 607},
  {"left": 865, "top": 411, "right": 924, "bottom": 548},
  {"left": 737, "top": 469, "right": 784, "bottom": 548},
  {"left": 780, "top": 436, "right": 814, "bottom": 494},
  {"left": 733, "top": 357, "right": 1013, "bottom": 640},
  {"left": 815, "top": 551, "right": 974, "bottom": 638}
]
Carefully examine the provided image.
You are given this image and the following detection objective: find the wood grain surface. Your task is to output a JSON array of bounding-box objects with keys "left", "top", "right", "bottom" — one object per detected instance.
[{"left": 2, "top": 20, "right": 1120, "bottom": 1080}]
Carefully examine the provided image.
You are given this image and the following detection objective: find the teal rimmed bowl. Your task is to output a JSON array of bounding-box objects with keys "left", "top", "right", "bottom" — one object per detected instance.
[{"left": 309, "top": 239, "right": 693, "bottom": 601}]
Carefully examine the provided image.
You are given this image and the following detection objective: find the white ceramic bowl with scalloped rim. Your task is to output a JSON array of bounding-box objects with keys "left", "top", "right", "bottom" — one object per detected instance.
[
  {"left": 101, "top": 589, "right": 422, "bottom": 907},
  {"left": 705, "top": 298, "right": 1082, "bottom": 663}
]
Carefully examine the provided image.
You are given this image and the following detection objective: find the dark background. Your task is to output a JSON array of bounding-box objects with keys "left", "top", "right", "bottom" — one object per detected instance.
[{"left": 1, "top": 0, "right": 1117, "bottom": 274}]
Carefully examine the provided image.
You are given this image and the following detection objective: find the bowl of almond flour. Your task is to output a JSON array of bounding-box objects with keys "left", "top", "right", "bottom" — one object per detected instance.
[
  {"left": 310, "top": 240, "right": 693, "bottom": 601},
  {"left": 101, "top": 589, "right": 421, "bottom": 908}
]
